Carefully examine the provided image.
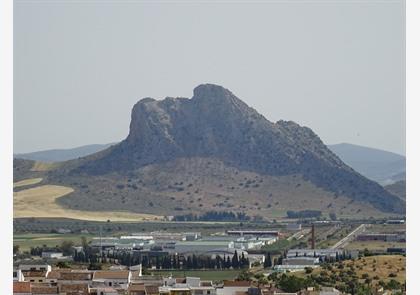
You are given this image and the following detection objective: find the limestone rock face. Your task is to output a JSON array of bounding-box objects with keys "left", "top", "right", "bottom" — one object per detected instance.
[{"left": 73, "top": 84, "right": 404, "bottom": 214}]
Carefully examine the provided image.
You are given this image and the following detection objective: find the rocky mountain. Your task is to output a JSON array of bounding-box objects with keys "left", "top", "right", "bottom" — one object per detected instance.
[
  {"left": 45, "top": 84, "right": 404, "bottom": 216},
  {"left": 14, "top": 143, "right": 115, "bottom": 163},
  {"left": 328, "top": 143, "right": 405, "bottom": 185}
]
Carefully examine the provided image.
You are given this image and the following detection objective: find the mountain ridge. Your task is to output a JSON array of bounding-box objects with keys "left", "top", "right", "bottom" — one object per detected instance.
[{"left": 328, "top": 143, "right": 405, "bottom": 185}]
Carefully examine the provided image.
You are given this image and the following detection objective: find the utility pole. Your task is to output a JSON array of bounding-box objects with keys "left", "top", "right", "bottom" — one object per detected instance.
[
  {"left": 99, "top": 225, "right": 103, "bottom": 263},
  {"left": 311, "top": 224, "right": 315, "bottom": 250}
]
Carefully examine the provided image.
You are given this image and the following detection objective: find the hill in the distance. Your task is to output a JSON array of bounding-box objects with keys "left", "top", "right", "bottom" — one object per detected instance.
[
  {"left": 328, "top": 143, "right": 405, "bottom": 185},
  {"left": 14, "top": 143, "right": 115, "bottom": 163},
  {"left": 14, "top": 84, "right": 405, "bottom": 219},
  {"left": 384, "top": 180, "right": 406, "bottom": 200}
]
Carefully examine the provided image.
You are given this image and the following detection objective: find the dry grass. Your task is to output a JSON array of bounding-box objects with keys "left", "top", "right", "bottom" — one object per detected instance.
[
  {"left": 53, "top": 157, "right": 395, "bottom": 219},
  {"left": 14, "top": 185, "right": 163, "bottom": 222},
  {"left": 345, "top": 241, "right": 406, "bottom": 251},
  {"left": 309, "top": 255, "right": 405, "bottom": 284},
  {"left": 351, "top": 255, "right": 405, "bottom": 283},
  {"left": 30, "top": 161, "right": 62, "bottom": 171},
  {"left": 13, "top": 178, "right": 43, "bottom": 188}
]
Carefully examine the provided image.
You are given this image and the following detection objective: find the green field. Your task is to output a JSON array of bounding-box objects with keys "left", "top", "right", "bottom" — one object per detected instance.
[
  {"left": 149, "top": 269, "right": 241, "bottom": 281},
  {"left": 13, "top": 233, "right": 94, "bottom": 252}
]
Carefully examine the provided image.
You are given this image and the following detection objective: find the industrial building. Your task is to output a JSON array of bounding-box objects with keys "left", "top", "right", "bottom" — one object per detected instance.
[
  {"left": 356, "top": 233, "right": 405, "bottom": 242},
  {"left": 226, "top": 230, "right": 281, "bottom": 237},
  {"left": 282, "top": 257, "right": 319, "bottom": 266}
]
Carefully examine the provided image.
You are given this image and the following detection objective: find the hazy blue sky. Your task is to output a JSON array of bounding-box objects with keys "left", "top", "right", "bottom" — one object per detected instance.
[{"left": 14, "top": 0, "right": 405, "bottom": 155}]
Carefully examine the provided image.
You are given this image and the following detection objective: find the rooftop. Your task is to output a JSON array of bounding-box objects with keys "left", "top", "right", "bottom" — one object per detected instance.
[
  {"left": 223, "top": 280, "right": 251, "bottom": 287},
  {"left": 93, "top": 270, "right": 130, "bottom": 280},
  {"left": 13, "top": 282, "right": 31, "bottom": 293}
]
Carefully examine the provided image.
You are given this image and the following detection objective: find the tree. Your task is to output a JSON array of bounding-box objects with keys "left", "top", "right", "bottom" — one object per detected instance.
[
  {"left": 275, "top": 274, "right": 308, "bottom": 293},
  {"left": 232, "top": 251, "right": 239, "bottom": 269},
  {"left": 264, "top": 253, "right": 272, "bottom": 268},
  {"left": 226, "top": 256, "right": 232, "bottom": 269},
  {"left": 57, "top": 261, "right": 70, "bottom": 268},
  {"left": 88, "top": 262, "right": 102, "bottom": 270},
  {"left": 304, "top": 267, "right": 313, "bottom": 274},
  {"left": 13, "top": 245, "right": 20, "bottom": 255},
  {"left": 60, "top": 241, "right": 75, "bottom": 256},
  {"left": 237, "top": 270, "right": 252, "bottom": 281},
  {"left": 81, "top": 236, "right": 89, "bottom": 251}
]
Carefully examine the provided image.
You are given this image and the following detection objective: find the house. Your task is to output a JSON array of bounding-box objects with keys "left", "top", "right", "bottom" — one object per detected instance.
[
  {"left": 131, "top": 273, "right": 163, "bottom": 285},
  {"left": 159, "top": 276, "right": 215, "bottom": 295},
  {"left": 216, "top": 281, "right": 251, "bottom": 295},
  {"left": 18, "top": 262, "right": 52, "bottom": 272},
  {"left": 93, "top": 286, "right": 119, "bottom": 295},
  {"left": 13, "top": 282, "right": 31, "bottom": 295},
  {"left": 57, "top": 270, "right": 93, "bottom": 284},
  {"left": 13, "top": 269, "right": 25, "bottom": 282},
  {"left": 21, "top": 270, "right": 49, "bottom": 283},
  {"left": 186, "top": 277, "right": 216, "bottom": 295},
  {"left": 159, "top": 286, "right": 192, "bottom": 295},
  {"left": 92, "top": 270, "right": 131, "bottom": 289}
]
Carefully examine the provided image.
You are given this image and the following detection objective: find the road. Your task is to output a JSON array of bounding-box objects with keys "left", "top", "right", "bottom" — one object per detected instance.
[
  {"left": 287, "top": 228, "right": 311, "bottom": 241},
  {"left": 330, "top": 224, "right": 367, "bottom": 249}
]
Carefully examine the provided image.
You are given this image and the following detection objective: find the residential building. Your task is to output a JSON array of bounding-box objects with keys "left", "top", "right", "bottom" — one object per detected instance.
[
  {"left": 18, "top": 262, "right": 52, "bottom": 272},
  {"left": 92, "top": 270, "right": 131, "bottom": 289},
  {"left": 21, "top": 270, "right": 49, "bottom": 283},
  {"left": 13, "top": 269, "right": 25, "bottom": 282},
  {"left": 216, "top": 281, "right": 251, "bottom": 295}
]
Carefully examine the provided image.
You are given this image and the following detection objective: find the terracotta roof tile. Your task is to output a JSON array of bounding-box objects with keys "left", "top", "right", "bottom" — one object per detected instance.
[
  {"left": 46, "top": 270, "right": 61, "bottom": 279},
  {"left": 93, "top": 270, "right": 130, "bottom": 280},
  {"left": 60, "top": 283, "right": 89, "bottom": 294},
  {"left": 60, "top": 272, "right": 92, "bottom": 281},
  {"left": 223, "top": 281, "right": 251, "bottom": 287},
  {"left": 145, "top": 285, "right": 160, "bottom": 294},
  {"left": 129, "top": 284, "right": 146, "bottom": 291},
  {"left": 13, "top": 282, "right": 31, "bottom": 293},
  {"left": 31, "top": 285, "right": 59, "bottom": 294}
]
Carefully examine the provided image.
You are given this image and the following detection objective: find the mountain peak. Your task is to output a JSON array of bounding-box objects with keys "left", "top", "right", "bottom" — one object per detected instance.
[{"left": 193, "top": 83, "right": 232, "bottom": 98}]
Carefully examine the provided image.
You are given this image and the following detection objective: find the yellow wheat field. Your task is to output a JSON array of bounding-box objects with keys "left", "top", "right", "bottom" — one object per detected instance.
[
  {"left": 13, "top": 184, "right": 163, "bottom": 222},
  {"left": 13, "top": 178, "right": 43, "bottom": 188}
]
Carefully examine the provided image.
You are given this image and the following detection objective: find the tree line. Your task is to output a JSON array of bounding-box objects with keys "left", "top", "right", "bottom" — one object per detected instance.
[
  {"left": 173, "top": 211, "right": 251, "bottom": 222},
  {"left": 286, "top": 210, "right": 322, "bottom": 219},
  {"left": 73, "top": 248, "right": 251, "bottom": 270}
]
